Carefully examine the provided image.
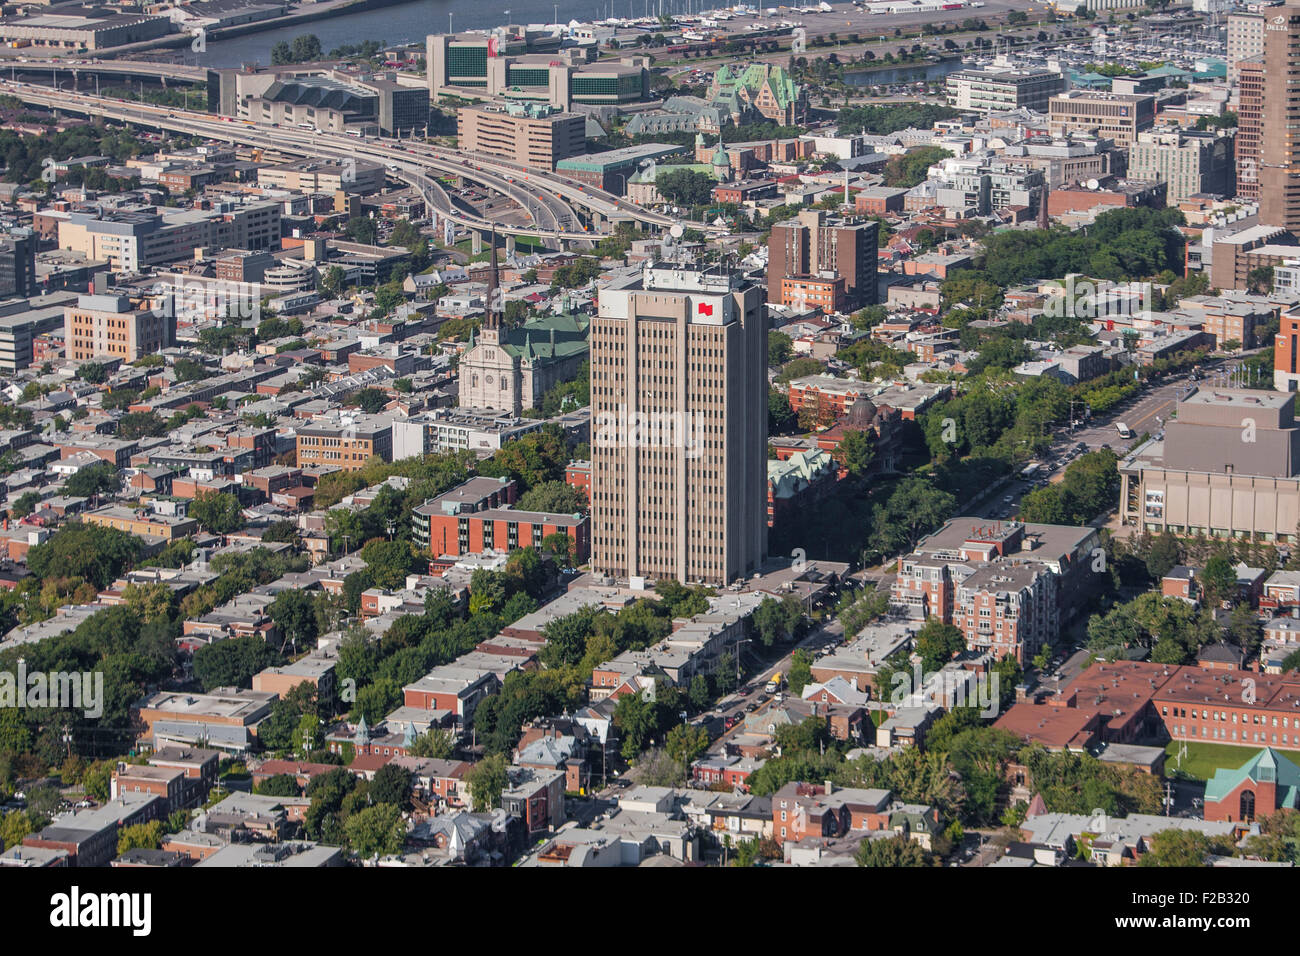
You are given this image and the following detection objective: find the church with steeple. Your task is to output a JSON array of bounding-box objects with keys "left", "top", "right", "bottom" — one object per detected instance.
[{"left": 458, "top": 225, "right": 590, "bottom": 416}]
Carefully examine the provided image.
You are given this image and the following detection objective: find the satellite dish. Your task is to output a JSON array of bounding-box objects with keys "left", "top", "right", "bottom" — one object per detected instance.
[
  {"left": 669, "top": 224, "right": 684, "bottom": 239},
  {"left": 1086, "top": 179, "right": 1100, "bottom": 191}
]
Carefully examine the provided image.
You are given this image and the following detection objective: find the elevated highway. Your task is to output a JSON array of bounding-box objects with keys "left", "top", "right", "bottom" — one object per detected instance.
[{"left": 1, "top": 81, "right": 698, "bottom": 250}]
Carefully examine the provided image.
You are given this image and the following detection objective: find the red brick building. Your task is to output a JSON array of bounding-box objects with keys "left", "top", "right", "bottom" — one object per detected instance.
[
  {"left": 1203, "top": 748, "right": 1300, "bottom": 823},
  {"left": 412, "top": 476, "right": 589, "bottom": 563},
  {"left": 565, "top": 460, "right": 591, "bottom": 500}
]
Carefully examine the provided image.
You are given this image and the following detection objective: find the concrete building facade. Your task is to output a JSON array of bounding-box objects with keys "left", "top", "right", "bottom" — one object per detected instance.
[{"left": 590, "top": 263, "right": 767, "bottom": 586}]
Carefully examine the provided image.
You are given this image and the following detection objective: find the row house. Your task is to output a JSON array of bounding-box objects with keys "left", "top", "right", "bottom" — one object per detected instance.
[
  {"left": 771, "top": 781, "right": 896, "bottom": 846},
  {"left": 402, "top": 665, "right": 500, "bottom": 726},
  {"left": 1260, "top": 570, "right": 1300, "bottom": 615},
  {"left": 391, "top": 756, "right": 472, "bottom": 808}
]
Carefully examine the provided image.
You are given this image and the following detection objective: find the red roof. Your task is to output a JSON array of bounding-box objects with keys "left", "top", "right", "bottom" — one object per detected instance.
[{"left": 347, "top": 752, "right": 396, "bottom": 774}]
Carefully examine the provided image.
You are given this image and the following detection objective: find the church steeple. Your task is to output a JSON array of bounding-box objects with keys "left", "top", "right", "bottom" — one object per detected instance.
[{"left": 485, "top": 223, "right": 502, "bottom": 330}]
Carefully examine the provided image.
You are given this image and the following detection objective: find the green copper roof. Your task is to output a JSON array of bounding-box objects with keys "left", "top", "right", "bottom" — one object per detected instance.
[
  {"left": 736, "top": 63, "right": 799, "bottom": 110},
  {"left": 1205, "top": 747, "right": 1300, "bottom": 806},
  {"left": 496, "top": 312, "right": 590, "bottom": 365}
]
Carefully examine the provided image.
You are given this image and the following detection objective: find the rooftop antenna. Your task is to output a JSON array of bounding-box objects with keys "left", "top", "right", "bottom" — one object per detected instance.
[{"left": 661, "top": 222, "right": 683, "bottom": 263}]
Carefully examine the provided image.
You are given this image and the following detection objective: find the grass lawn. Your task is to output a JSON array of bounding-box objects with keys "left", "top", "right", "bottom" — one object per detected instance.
[{"left": 1164, "top": 741, "right": 1265, "bottom": 781}]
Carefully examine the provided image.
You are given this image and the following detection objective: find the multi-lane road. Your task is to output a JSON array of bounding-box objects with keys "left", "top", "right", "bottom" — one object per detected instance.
[{"left": 0, "top": 80, "right": 685, "bottom": 248}]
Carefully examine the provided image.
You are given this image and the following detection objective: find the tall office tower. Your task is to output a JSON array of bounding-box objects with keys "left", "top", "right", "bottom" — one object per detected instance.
[
  {"left": 590, "top": 263, "right": 767, "bottom": 587},
  {"left": 1237, "top": 57, "right": 1265, "bottom": 201},
  {"left": 766, "top": 209, "right": 879, "bottom": 309},
  {"left": 1260, "top": 0, "right": 1300, "bottom": 236}
]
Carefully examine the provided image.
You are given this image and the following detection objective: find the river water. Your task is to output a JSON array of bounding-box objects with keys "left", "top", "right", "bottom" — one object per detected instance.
[
  {"left": 202, "top": 0, "right": 706, "bottom": 67},
  {"left": 842, "top": 59, "right": 965, "bottom": 87}
]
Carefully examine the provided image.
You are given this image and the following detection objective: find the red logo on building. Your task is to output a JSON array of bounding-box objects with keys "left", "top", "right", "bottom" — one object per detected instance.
[{"left": 698, "top": 303, "right": 713, "bottom": 316}]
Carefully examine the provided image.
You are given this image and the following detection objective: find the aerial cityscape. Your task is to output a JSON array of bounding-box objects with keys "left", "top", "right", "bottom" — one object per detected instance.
[{"left": 0, "top": 0, "right": 1290, "bottom": 889}]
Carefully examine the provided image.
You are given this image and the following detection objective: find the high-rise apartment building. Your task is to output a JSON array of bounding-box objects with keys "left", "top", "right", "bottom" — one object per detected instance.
[
  {"left": 63, "top": 293, "right": 175, "bottom": 363},
  {"left": 590, "top": 263, "right": 767, "bottom": 586},
  {"left": 1237, "top": 57, "right": 1265, "bottom": 201},
  {"left": 1228, "top": 8, "right": 1272, "bottom": 87},
  {"left": 766, "top": 209, "right": 879, "bottom": 310},
  {"left": 1260, "top": 0, "right": 1300, "bottom": 237}
]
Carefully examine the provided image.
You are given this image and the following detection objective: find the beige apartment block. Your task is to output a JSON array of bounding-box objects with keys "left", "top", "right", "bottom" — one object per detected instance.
[
  {"left": 456, "top": 102, "right": 586, "bottom": 171},
  {"left": 64, "top": 293, "right": 174, "bottom": 363}
]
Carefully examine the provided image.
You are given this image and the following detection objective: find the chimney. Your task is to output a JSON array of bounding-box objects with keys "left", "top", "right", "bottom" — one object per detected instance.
[{"left": 824, "top": 779, "right": 834, "bottom": 796}]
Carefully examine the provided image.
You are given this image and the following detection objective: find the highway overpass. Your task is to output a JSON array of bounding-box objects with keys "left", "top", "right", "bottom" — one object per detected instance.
[{"left": 0, "top": 81, "right": 693, "bottom": 250}]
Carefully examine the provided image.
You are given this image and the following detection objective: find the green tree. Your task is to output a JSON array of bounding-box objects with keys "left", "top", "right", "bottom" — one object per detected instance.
[
  {"left": 189, "top": 491, "right": 245, "bottom": 535},
  {"left": 321, "top": 265, "right": 345, "bottom": 298},
  {"left": 346, "top": 215, "right": 378, "bottom": 245},
  {"left": 914, "top": 617, "right": 966, "bottom": 672},
  {"left": 1145, "top": 531, "right": 1182, "bottom": 581},
  {"left": 656, "top": 168, "right": 715, "bottom": 206},
  {"left": 26, "top": 522, "right": 140, "bottom": 589},
  {"left": 63, "top": 462, "right": 121, "bottom": 498},
  {"left": 465, "top": 753, "right": 510, "bottom": 812},
  {"left": 869, "top": 478, "right": 956, "bottom": 558},
  {"left": 0, "top": 809, "right": 37, "bottom": 850},
  {"left": 10, "top": 491, "right": 40, "bottom": 518},
  {"left": 1201, "top": 552, "right": 1236, "bottom": 606},
  {"left": 517, "top": 480, "right": 586, "bottom": 514},
  {"left": 255, "top": 773, "right": 302, "bottom": 797},
  {"left": 788, "top": 648, "right": 814, "bottom": 696},
  {"left": 1139, "top": 829, "right": 1231, "bottom": 867},
  {"left": 369, "top": 764, "right": 413, "bottom": 809},
  {"left": 753, "top": 595, "right": 805, "bottom": 647},
  {"left": 116, "top": 820, "right": 164, "bottom": 855},
  {"left": 542, "top": 531, "right": 575, "bottom": 568},
  {"left": 769, "top": 390, "right": 796, "bottom": 434},
  {"left": 360, "top": 538, "right": 415, "bottom": 590},
  {"left": 193, "top": 636, "right": 282, "bottom": 691},
  {"left": 408, "top": 728, "right": 454, "bottom": 759},
  {"left": 855, "top": 833, "right": 930, "bottom": 867},
  {"left": 664, "top": 723, "right": 708, "bottom": 781},
  {"left": 769, "top": 331, "right": 794, "bottom": 366},
  {"left": 289, "top": 33, "right": 323, "bottom": 62},
  {"left": 344, "top": 803, "right": 406, "bottom": 858},
  {"left": 839, "top": 428, "right": 876, "bottom": 480},
  {"left": 269, "top": 588, "right": 319, "bottom": 653}
]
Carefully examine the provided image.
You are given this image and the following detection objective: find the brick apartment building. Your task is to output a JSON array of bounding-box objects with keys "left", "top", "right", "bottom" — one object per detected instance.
[
  {"left": 411, "top": 475, "right": 589, "bottom": 563},
  {"left": 893, "top": 518, "right": 1101, "bottom": 663},
  {"left": 296, "top": 416, "right": 392, "bottom": 471}
]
